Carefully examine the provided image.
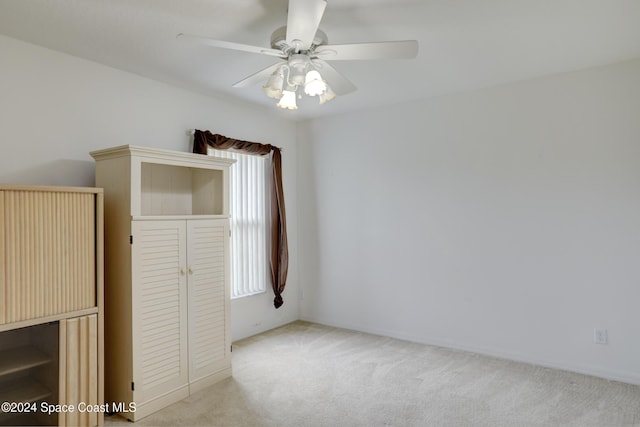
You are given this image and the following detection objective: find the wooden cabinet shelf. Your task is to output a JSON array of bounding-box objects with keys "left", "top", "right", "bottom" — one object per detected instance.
[
  {"left": 0, "top": 376, "right": 53, "bottom": 426},
  {"left": 90, "top": 145, "right": 234, "bottom": 217},
  {"left": 0, "top": 346, "right": 51, "bottom": 377},
  {"left": 0, "top": 376, "right": 52, "bottom": 404}
]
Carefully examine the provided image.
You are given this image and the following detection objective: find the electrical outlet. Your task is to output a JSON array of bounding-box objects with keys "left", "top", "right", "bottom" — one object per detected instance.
[{"left": 594, "top": 329, "right": 608, "bottom": 345}]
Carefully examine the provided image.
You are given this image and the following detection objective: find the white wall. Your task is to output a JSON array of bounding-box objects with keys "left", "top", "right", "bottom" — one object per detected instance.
[
  {"left": 297, "top": 58, "right": 640, "bottom": 385},
  {"left": 4, "top": 31, "right": 640, "bottom": 385},
  {"left": 0, "top": 34, "right": 299, "bottom": 341}
]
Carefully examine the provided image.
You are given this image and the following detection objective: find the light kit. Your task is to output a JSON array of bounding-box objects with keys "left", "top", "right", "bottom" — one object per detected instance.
[{"left": 264, "top": 54, "right": 332, "bottom": 109}]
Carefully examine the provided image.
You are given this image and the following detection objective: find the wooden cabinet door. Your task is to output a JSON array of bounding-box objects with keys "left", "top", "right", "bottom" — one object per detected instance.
[
  {"left": 186, "top": 219, "right": 231, "bottom": 384},
  {"left": 131, "top": 220, "right": 188, "bottom": 404},
  {"left": 60, "top": 314, "right": 99, "bottom": 427},
  {"left": 1, "top": 190, "right": 96, "bottom": 324}
]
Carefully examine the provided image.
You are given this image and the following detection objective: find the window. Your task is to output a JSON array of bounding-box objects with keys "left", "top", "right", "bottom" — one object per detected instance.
[{"left": 209, "top": 149, "right": 268, "bottom": 298}]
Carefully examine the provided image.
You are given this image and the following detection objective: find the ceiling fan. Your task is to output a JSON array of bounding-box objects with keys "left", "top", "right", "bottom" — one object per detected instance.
[{"left": 177, "top": 0, "right": 418, "bottom": 110}]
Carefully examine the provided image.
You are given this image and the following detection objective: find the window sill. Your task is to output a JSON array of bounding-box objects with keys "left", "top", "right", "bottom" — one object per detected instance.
[{"left": 231, "top": 290, "right": 266, "bottom": 300}]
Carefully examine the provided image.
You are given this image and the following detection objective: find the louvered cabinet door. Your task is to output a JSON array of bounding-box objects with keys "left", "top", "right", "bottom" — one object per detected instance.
[
  {"left": 131, "top": 220, "right": 188, "bottom": 405},
  {"left": 186, "top": 219, "right": 231, "bottom": 385}
]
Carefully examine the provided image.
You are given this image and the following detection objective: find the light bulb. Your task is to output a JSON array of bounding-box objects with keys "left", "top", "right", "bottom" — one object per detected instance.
[
  {"left": 304, "top": 70, "right": 327, "bottom": 96},
  {"left": 277, "top": 90, "right": 298, "bottom": 110}
]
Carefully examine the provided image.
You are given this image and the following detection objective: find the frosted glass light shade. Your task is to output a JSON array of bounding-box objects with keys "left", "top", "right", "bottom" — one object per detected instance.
[
  {"left": 277, "top": 90, "right": 298, "bottom": 110},
  {"left": 304, "top": 70, "right": 327, "bottom": 96},
  {"left": 318, "top": 86, "right": 336, "bottom": 104},
  {"left": 262, "top": 71, "right": 284, "bottom": 99}
]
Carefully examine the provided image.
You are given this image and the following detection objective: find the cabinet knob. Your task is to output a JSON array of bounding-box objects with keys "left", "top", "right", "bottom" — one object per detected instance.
[
  {"left": 188, "top": 267, "right": 194, "bottom": 275},
  {"left": 180, "top": 267, "right": 186, "bottom": 275}
]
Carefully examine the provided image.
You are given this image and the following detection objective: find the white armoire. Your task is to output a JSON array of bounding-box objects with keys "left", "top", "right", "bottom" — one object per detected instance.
[{"left": 90, "top": 145, "right": 234, "bottom": 421}]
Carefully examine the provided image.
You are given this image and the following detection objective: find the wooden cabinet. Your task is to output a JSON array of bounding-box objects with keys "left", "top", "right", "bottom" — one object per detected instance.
[
  {"left": 90, "top": 146, "right": 234, "bottom": 421},
  {"left": 0, "top": 185, "right": 103, "bottom": 427}
]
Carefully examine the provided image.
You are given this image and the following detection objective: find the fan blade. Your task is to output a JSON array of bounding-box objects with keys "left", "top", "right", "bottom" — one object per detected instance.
[
  {"left": 232, "top": 62, "right": 285, "bottom": 88},
  {"left": 314, "top": 40, "right": 418, "bottom": 60},
  {"left": 312, "top": 60, "right": 357, "bottom": 95},
  {"left": 177, "top": 33, "right": 286, "bottom": 58},
  {"left": 286, "top": 0, "right": 327, "bottom": 51}
]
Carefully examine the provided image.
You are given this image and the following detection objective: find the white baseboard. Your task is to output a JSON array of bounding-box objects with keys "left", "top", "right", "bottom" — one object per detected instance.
[
  {"left": 300, "top": 315, "right": 640, "bottom": 386},
  {"left": 190, "top": 367, "right": 232, "bottom": 395}
]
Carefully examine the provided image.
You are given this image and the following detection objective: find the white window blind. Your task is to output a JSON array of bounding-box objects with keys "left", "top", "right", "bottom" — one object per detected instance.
[{"left": 209, "top": 148, "right": 268, "bottom": 298}]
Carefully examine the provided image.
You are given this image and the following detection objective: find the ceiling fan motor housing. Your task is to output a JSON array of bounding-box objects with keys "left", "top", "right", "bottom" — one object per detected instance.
[{"left": 270, "top": 26, "right": 328, "bottom": 54}]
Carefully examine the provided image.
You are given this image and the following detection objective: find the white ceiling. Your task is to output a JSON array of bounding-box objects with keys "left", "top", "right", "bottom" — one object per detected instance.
[{"left": 2, "top": 0, "right": 640, "bottom": 120}]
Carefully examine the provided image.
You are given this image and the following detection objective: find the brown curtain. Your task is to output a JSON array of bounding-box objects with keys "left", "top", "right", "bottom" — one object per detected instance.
[{"left": 193, "top": 130, "right": 289, "bottom": 308}]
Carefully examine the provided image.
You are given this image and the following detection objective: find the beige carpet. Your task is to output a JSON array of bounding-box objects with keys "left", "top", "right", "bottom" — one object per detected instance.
[{"left": 106, "top": 321, "right": 640, "bottom": 426}]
